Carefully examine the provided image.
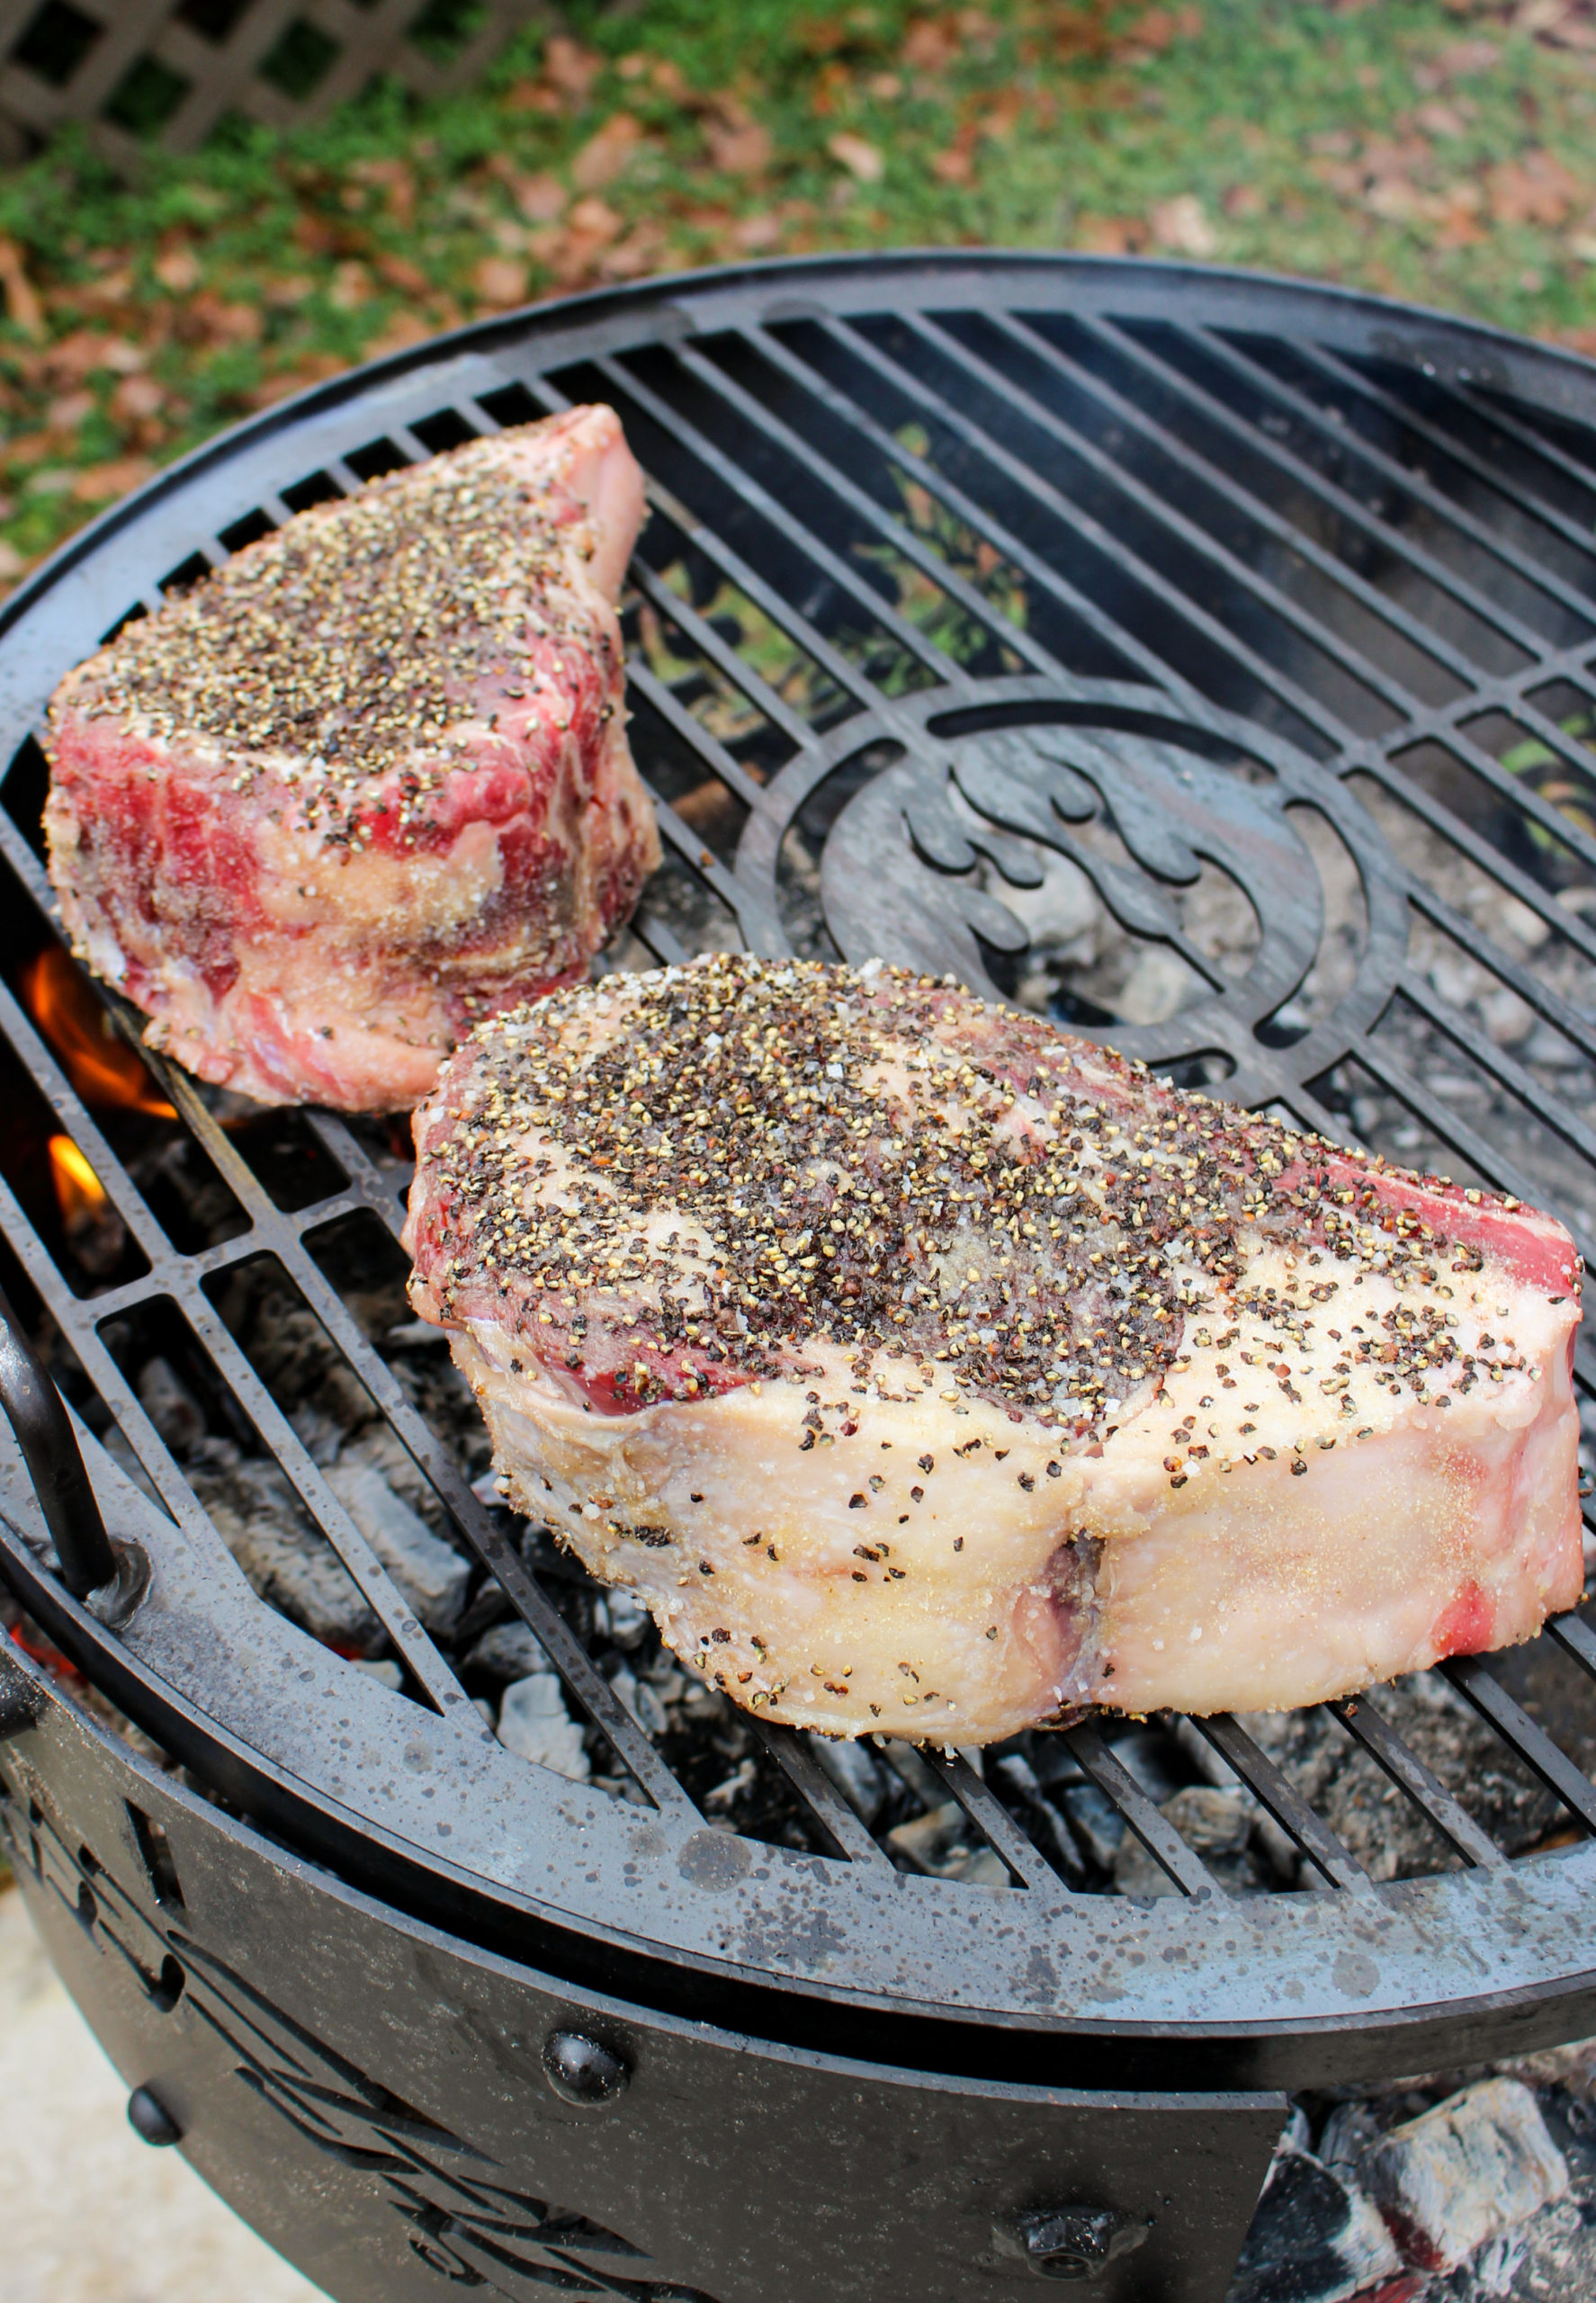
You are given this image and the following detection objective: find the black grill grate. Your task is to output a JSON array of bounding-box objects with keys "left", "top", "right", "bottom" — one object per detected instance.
[{"left": 1, "top": 255, "right": 1595, "bottom": 2087}]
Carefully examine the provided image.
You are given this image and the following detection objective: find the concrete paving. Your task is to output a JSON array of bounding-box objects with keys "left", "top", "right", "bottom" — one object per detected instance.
[{"left": 0, "top": 1881, "right": 326, "bottom": 2303}]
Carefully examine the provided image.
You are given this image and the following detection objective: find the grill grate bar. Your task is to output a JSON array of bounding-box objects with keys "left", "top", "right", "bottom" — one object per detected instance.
[
  {"left": 646, "top": 787, "right": 787, "bottom": 959},
  {"left": 914, "top": 308, "right": 1596, "bottom": 884},
  {"left": 295, "top": 1117, "right": 698, "bottom": 1812},
  {"left": 1189, "top": 1714, "right": 1369, "bottom": 1891},
  {"left": 841, "top": 309, "right": 1359, "bottom": 751},
  {"left": 1064, "top": 1721, "right": 1219, "bottom": 1898},
  {"left": 901, "top": 307, "right": 1463, "bottom": 733},
  {"left": 1309, "top": 342, "right": 1596, "bottom": 576},
  {"left": 919, "top": 1748, "right": 1065, "bottom": 1890},
  {"left": 624, "top": 657, "right": 773, "bottom": 816},
  {"left": 780, "top": 313, "right": 1197, "bottom": 703},
  {"left": 176, "top": 1295, "right": 471, "bottom": 1716},
  {"left": 753, "top": 1723, "right": 892, "bottom": 1866},
  {"left": 1394, "top": 963, "right": 1596, "bottom": 1170},
  {"left": 1447, "top": 378, "right": 1596, "bottom": 511},
  {"left": 1430, "top": 722, "right": 1596, "bottom": 884},
  {"left": 624, "top": 554, "right": 819, "bottom": 756},
  {"left": 676, "top": 331, "right": 1063, "bottom": 691},
  {"left": 993, "top": 311, "right": 1520, "bottom": 693},
  {"left": 1351, "top": 1035, "right": 1596, "bottom": 1270},
  {"left": 1197, "top": 330, "right": 1596, "bottom": 632},
  {"left": 1405, "top": 878, "right": 1596, "bottom": 1069},
  {"left": 1546, "top": 1610, "right": 1596, "bottom": 1684},
  {"left": 1330, "top": 1694, "right": 1506, "bottom": 1869},
  {"left": 1070, "top": 311, "right": 1550, "bottom": 670},
  {"left": 1441, "top": 1655, "right": 1596, "bottom": 1833},
  {"left": 1361, "top": 748, "right": 1596, "bottom": 976},
  {"left": 629, "top": 912, "right": 693, "bottom": 968},
  {"left": 520, "top": 366, "right": 976, "bottom": 789},
  {"left": 590, "top": 348, "right": 970, "bottom": 694}
]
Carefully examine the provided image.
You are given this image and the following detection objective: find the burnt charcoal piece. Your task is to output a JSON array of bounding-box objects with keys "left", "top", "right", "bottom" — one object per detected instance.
[{"left": 1231, "top": 2144, "right": 1402, "bottom": 2303}]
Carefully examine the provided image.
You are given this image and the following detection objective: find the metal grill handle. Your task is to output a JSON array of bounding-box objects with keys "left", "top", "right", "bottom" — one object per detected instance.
[{"left": 0, "top": 1281, "right": 117, "bottom": 1600}]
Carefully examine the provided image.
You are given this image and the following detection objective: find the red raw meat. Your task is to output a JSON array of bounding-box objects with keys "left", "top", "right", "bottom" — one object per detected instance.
[{"left": 43, "top": 407, "right": 659, "bottom": 1112}]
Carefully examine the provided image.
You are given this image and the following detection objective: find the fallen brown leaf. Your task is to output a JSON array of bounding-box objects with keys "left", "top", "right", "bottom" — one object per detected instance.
[
  {"left": 46, "top": 390, "right": 94, "bottom": 433},
  {"left": 903, "top": 15, "right": 958, "bottom": 70},
  {"left": 153, "top": 246, "right": 200, "bottom": 295},
  {"left": 247, "top": 354, "right": 345, "bottom": 410},
  {"left": 1073, "top": 213, "right": 1149, "bottom": 254},
  {"left": 733, "top": 212, "right": 784, "bottom": 251},
  {"left": 71, "top": 457, "right": 154, "bottom": 504},
  {"left": 1413, "top": 100, "right": 1468, "bottom": 137},
  {"left": 375, "top": 251, "right": 429, "bottom": 297},
  {"left": 931, "top": 144, "right": 975, "bottom": 184},
  {"left": 1430, "top": 37, "right": 1502, "bottom": 78},
  {"left": 331, "top": 260, "right": 372, "bottom": 310},
  {"left": 111, "top": 374, "right": 165, "bottom": 424},
  {"left": 1223, "top": 184, "right": 1266, "bottom": 219},
  {"left": 0, "top": 239, "right": 43, "bottom": 340},
  {"left": 1148, "top": 193, "right": 1218, "bottom": 255},
  {"left": 512, "top": 172, "right": 566, "bottom": 225},
  {"left": 600, "top": 221, "right": 669, "bottom": 281},
  {"left": 572, "top": 113, "right": 644, "bottom": 193},
  {"left": 704, "top": 102, "right": 773, "bottom": 175},
  {"left": 1486, "top": 148, "right": 1586, "bottom": 226},
  {"left": 366, "top": 310, "right": 432, "bottom": 357},
  {"left": 471, "top": 255, "right": 530, "bottom": 308},
  {"left": 829, "top": 131, "right": 884, "bottom": 183},
  {"left": 569, "top": 196, "right": 623, "bottom": 239},
  {"left": 542, "top": 35, "right": 605, "bottom": 102}
]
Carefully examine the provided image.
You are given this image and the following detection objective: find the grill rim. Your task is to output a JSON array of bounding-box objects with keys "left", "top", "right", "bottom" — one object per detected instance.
[{"left": 0, "top": 250, "right": 1594, "bottom": 2086}]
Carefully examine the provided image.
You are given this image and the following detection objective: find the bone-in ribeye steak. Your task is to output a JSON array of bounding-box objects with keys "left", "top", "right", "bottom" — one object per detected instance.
[
  {"left": 405, "top": 954, "right": 1583, "bottom": 1741},
  {"left": 43, "top": 407, "right": 659, "bottom": 1112}
]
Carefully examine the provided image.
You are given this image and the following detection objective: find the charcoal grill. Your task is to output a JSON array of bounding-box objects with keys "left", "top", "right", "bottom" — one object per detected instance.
[{"left": 3, "top": 253, "right": 1596, "bottom": 2303}]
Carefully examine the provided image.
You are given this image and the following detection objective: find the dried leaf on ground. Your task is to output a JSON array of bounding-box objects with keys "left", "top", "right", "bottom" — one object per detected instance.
[
  {"left": 1148, "top": 193, "right": 1218, "bottom": 255},
  {"left": 71, "top": 457, "right": 152, "bottom": 503},
  {"left": 829, "top": 132, "right": 885, "bottom": 183},
  {"left": 1485, "top": 148, "right": 1587, "bottom": 224},
  {"left": 704, "top": 103, "right": 774, "bottom": 175},
  {"left": 471, "top": 255, "right": 530, "bottom": 307},
  {"left": 542, "top": 36, "right": 605, "bottom": 103},
  {"left": 1073, "top": 212, "right": 1149, "bottom": 253},
  {"left": 572, "top": 114, "right": 645, "bottom": 193},
  {"left": 152, "top": 248, "right": 200, "bottom": 295},
  {"left": 0, "top": 239, "right": 42, "bottom": 339}
]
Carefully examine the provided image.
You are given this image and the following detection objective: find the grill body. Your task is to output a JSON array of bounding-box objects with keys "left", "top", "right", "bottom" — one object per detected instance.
[
  {"left": 0, "top": 253, "right": 1595, "bottom": 2299},
  {"left": 0, "top": 1639, "right": 1284, "bottom": 2303}
]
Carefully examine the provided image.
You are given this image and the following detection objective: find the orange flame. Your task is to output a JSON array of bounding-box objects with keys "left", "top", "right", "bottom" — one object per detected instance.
[
  {"left": 48, "top": 1133, "right": 108, "bottom": 1223},
  {"left": 48, "top": 1131, "right": 125, "bottom": 1277},
  {"left": 20, "top": 947, "right": 175, "bottom": 1118}
]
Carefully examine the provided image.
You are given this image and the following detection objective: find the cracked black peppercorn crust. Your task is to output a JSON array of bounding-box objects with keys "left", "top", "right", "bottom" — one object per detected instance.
[
  {"left": 44, "top": 407, "right": 659, "bottom": 1112},
  {"left": 406, "top": 953, "right": 1583, "bottom": 1741}
]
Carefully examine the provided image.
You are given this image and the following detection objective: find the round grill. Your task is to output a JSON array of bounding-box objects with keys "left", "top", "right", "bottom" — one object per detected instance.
[{"left": 1, "top": 254, "right": 1594, "bottom": 2091}]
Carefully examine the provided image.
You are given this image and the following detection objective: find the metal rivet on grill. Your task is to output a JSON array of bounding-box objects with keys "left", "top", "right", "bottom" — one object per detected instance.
[
  {"left": 126, "top": 2085, "right": 184, "bottom": 2146},
  {"left": 993, "top": 2204, "right": 1150, "bottom": 2281},
  {"left": 542, "top": 2030, "right": 629, "bottom": 2105}
]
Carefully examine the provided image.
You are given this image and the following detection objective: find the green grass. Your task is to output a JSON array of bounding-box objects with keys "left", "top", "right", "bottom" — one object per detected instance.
[{"left": 0, "top": 0, "right": 1592, "bottom": 587}]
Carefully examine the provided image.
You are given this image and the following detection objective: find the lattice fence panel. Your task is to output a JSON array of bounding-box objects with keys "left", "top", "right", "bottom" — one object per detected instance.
[{"left": 0, "top": 0, "right": 549, "bottom": 171}]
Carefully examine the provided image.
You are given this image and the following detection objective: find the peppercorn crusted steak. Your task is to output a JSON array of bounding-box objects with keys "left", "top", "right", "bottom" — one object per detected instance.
[
  {"left": 404, "top": 954, "right": 1583, "bottom": 1742},
  {"left": 43, "top": 407, "right": 659, "bottom": 1112}
]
